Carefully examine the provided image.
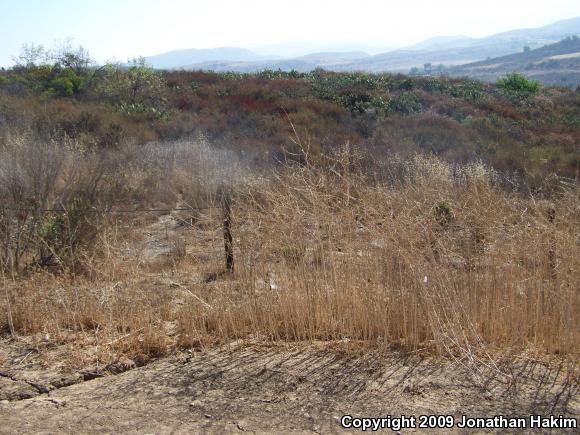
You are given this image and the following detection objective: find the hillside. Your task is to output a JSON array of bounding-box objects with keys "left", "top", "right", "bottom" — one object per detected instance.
[
  {"left": 1, "top": 65, "right": 578, "bottom": 182},
  {"left": 408, "top": 35, "right": 475, "bottom": 51},
  {"left": 449, "top": 37, "right": 580, "bottom": 87},
  {"left": 409, "top": 16, "right": 580, "bottom": 52},
  {"left": 248, "top": 42, "right": 393, "bottom": 58},
  {"left": 182, "top": 54, "right": 368, "bottom": 73},
  {"left": 489, "top": 15, "right": 580, "bottom": 42},
  {"left": 322, "top": 17, "right": 580, "bottom": 73}
]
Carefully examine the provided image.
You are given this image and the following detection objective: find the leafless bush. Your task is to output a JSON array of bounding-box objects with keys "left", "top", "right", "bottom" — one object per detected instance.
[{"left": 0, "top": 134, "right": 247, "bottom": 275}]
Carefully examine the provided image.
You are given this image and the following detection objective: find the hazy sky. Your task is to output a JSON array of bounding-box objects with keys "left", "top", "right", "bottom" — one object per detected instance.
[{"left": 1, "top": 0, "right": 579, "bottom": 66}]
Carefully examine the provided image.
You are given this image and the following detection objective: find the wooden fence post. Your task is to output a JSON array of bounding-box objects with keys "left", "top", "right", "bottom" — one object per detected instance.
[
  {"left": 547, "top": 205, "right": 556, "bottom": 279},
  {"left": 222, "top": 190, "right": 234, "bottom": 273}
]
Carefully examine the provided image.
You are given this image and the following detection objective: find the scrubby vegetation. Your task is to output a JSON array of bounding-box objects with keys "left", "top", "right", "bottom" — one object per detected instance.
[
  {"left": 0, "top": 45, "right": 578, "bottom": 369},
  {"left": 1, "top": 45, "right": 578, "bottom": 186}
]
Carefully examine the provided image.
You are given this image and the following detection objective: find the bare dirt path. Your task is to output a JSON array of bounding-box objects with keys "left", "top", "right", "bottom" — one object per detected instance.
[{"left": 1, "top": 345, "right": 578, "bottom": 434}]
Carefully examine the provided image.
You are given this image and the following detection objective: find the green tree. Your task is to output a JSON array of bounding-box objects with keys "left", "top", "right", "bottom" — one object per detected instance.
[
  {"left": 95, "top": 58, "right": 166, "bottom": 114},
  {"left": 409, "top": 66, "right": 421, "bottom": 76},
  {"left": 8, "top": 40, "right": 90, "bottom": 98}
]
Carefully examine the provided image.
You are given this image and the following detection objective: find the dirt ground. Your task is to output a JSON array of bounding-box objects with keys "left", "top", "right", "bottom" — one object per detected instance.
[{"left": 1, "top": 339, "right": 578, "bottom": 434}]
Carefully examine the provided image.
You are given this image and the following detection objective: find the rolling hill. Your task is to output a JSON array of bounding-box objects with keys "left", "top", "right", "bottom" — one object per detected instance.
[
  {"left": 144, "top": 47, "right": 279, "bottom": 69},
  {"left": 449, "top": 37, "right": 580, "bottom": 87},
  {"left": 334, "top": 16, "right": 580, "bottom": 73},
  {"left": 181, "top": 51, "right": 371, "bottom": 73}
]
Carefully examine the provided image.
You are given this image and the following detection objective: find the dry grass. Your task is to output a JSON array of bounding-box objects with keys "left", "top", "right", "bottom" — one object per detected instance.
[
  {"left": 1, "top": 143, "right": 578, "bottom": 371},
  {"left": 178, "top": 149, "right": 579, "bottom": 360}
]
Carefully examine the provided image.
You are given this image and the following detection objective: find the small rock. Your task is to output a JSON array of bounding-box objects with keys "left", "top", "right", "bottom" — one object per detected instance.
[
  {"left": 47, "top": 398, "right": 66, "bottom": 407},
  {"left": 82, "top": 371, "right": 105, "bottom": 381},
  {"left": 0, "top": 377, "right": 39, "bottom": 401},
  {"left": 51, "top": 373, "right": 83, "bottom": 389}
]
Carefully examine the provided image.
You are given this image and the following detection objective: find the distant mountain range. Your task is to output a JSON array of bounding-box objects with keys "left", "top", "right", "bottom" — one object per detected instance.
[
  {"left": 144, "top": 47, "right": 280, "bottom": 69},
  {"left": 449, "top": 37, "right": 580, "bottom": 87},
  {"left": 247, "top": 42, "right": 393, "bottom": 58},
  {"left": 407, "top": 15, "right": 580, "bottom": 51},
  {"left": 143, "top": 16, "right": 580, "bottom": 84},
  {"left": 178, "top": 51, "right": 371, "bottom": 72}
]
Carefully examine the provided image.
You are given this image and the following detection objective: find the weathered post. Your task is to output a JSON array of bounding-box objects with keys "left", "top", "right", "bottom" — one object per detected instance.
[
  {"left": 222, "top": 190, "right": 234, "bottom": 273},
  {"left": 547, "top": 205, "right": 556, "bottom": 279}
]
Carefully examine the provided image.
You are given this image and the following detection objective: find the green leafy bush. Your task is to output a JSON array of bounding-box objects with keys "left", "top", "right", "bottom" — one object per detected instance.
[
  {"left": 497, "top": 73, "right": 540, "bottom": 97},
  {"left": 94, "top": 58, "right": 166, "bottom": 113},
  {"left": 387, "top": 92, "right": 422, "bottom": 115},
  {"left": 50, "top": 69, "right": 82, "bottom": 97}
]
